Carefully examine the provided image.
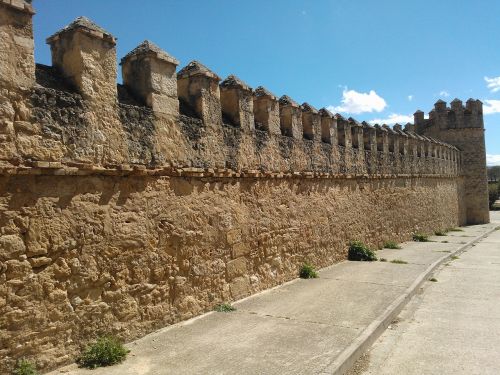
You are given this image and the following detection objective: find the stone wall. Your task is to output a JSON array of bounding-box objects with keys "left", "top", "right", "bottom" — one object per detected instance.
[
  {"left": 0, "top": 173, "right": 462, "bottom": 372},
  {"left": 0, "top": 1, "right": 486, "bottom": 373},
  {"left": 415, "top": 100, "right": 489, "bottom": 224}
]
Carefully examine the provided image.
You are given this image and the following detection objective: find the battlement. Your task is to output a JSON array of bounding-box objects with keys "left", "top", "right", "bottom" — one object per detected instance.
[
  {"left": 414, "top": 98, "right": 484, "bottom": 133},
  {"left": 0, "top": 11, "right": 461, "bottom": 178}
]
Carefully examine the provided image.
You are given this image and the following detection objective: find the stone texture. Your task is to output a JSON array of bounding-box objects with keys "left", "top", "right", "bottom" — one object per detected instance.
[
  {"left": 0, "top": 174, "right": 462, "bottom": 372},
  {"left": 0, "top": 6, "right": 489, "bottom": 374},
  {"left": 415, "top": 100, "right": 489, "bottom": 224}
]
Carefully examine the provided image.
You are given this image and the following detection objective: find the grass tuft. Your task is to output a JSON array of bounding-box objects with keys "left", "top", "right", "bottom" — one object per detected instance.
[
  {"left": 383, "top": 241, "right": 401, "bottom": 249},
  {"left": 12, "top": 359, "right": 38, "bottom": 375},
  {"left": 412, "top": 233, "right": 429, "bottom": 242},
  {"left": 450, "top": 255, "right": 460, "bottom": 260},
  {"left": 390, "top": 259, "right": 408, "bottom": 264},
  {"left": 299, "top": 263, "right": 318, "bottom": 279},
  {"left": 429, "top": 277, "right": 438, "bottom": 282},
  {"left": 214, "top": 303, "right": 236, "bottom": 312},
  {"left": 379, "top": 258, "right": 387, "bottom": 262},
  {"left": 348, "top": 241, "right": 377, "bottom": 261},
  {"left": 77, "top": 336, "right": 129, "bottom": 369},
  {"left": 448, "top": 228, "right": 464, "bottom": 232},
  {"left": 434, "top": 230, "right": 447, "bottom": 236}
]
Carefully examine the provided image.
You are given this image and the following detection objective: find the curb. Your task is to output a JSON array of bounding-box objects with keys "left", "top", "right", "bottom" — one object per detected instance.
[{"left": 320, "top": 224, "right": 499, "bottom": 375}]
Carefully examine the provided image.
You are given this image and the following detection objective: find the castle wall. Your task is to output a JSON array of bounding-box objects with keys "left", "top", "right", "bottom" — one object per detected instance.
[
  {"left": 0, "top": 2, "right": 484, "bottom": 372},
  {"left": 0, "top": 173, "right": 462, "bottom": 372}
]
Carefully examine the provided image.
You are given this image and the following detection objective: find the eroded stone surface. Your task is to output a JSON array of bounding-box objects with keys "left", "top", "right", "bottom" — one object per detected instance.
[{"left": 0, "top": 174, "right": 461, "bottom": 372}]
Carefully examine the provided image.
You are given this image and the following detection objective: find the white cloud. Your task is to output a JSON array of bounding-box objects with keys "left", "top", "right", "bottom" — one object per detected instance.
[
  {"left": 485, "top": 76, "right": 500, "bottom": 93},
  {"left": 369, "top": 113, "right": 413, "bottom": 125},
  {"left": 487, "top": 154, "right": 500, "bottom": 166},
  {"left": 483, "top": 99, "right": 500, "bottom": 115},
  {"left": 328, "top": 89, "right": 387, "bottom": 114},
  {"left": 408, "top": 95, "right": 413, "bottom": 101},
  {"left": 439, "top": 90, "right": 450, "bottom": 97}
]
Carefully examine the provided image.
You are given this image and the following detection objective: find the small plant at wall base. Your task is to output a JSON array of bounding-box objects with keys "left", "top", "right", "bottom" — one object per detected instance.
[
  {"left": 348, "top": 241, "right": 377, "bottom": 261},
  {"left": 214, "top": 303, "right": 236, "bottom": 312},
  {"left": 434, "top": 230, "right": 446, "bottom": 236},
  {"left": 77, "top": 336, "right": 129, "bottom": 369},
  {"left": 299, "top": 263, "right": 318, "bottom": 279},
  {"left": 383, "top": 241, "right": 401, "bottom": 249},
  {"left": 12, "top": 359, "right": 38, "bottom": 375},
  {"left": 413, "top": 233, "right": 429, "bottom": 242}
]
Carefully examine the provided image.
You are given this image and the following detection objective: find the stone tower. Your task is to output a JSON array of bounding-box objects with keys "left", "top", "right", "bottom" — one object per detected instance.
[{"left": 414, "top": 99, "right": 489, "bottom": 224}]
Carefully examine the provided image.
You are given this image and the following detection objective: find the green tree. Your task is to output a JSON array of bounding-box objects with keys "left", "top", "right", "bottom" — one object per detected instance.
[{"left": 487, "top": 166, "right": 500, "bottom": 182}]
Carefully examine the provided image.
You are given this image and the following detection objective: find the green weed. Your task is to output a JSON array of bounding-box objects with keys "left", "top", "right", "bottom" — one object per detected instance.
[
  {"left": 383, "top": 241, "right": 401, "bottom": 249},
  {"left": 413, "top": 233, "right": 429, "bottom": 242},
  {"left": 77, "top": 336, "right": 129, "bottom": 369},
  {"left": 214, "top": 303, "right": 236, "bottom": 312},
  {"left": 299, "top": 263, "right": 318, "bottom": 279},
  {"left": 348, "top": 241, "right": 377, "bottom": 261},
  {"left": 12, "top": 359, "right": 38, "bottom": 375}
]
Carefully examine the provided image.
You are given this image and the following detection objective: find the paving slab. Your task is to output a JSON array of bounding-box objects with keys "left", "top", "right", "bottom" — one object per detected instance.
[
  {"left": 357, "top": 214, "right": 500, "bottom": 375},
  {"left": 49, "top": 219, "right": 499, "bottom": 375}
]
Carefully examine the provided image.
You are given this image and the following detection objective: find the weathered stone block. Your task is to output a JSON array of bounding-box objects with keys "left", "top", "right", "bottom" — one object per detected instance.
[
  {"left": 253, "top": 86, "right": 281, "bottom": 135},
  {"left": 220, "top": 75, "right": 254, "bottom": 132},
  {"left": 0, "top": 1, "right": 35, "bottom": 89},
  {"left": 226, "top": 229, "right": 242, "bottom": 245},
  {"left": 28, "top": 256, "right": 51, "bottom": 268},
  {"left": 230, "top": 276, "right": 250, "bottom": 299},
  {"left": 232, "top": 242, "right": 250, "bottom": 258},
  {"left": 0, "top": 235, "right": 26, "bottom": 261},
  {"left": 5, "top": 259, "right": 31, "bottom": 279},
  {"left": 121, "top": 40, "right": 179, "bottom": 116},
  {"left": 177, "top": 60, "right": 221, "bottom": 125},
  {"left": 226, "top": 257, "right": 247, "bottom": 280}
]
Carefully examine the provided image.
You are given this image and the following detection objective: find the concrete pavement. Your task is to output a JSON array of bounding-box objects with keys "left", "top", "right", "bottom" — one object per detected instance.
[
  {"left": 354, "top": 211, "right": 500, "bottom": 375},
  {"left": 49, "top": 217, "right": 499, "bottom": 375}
]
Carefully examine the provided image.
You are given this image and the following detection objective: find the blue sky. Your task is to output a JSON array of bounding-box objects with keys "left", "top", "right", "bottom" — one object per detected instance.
[{"left": 31, "top": 0, "right": 500, "bottom": 164}]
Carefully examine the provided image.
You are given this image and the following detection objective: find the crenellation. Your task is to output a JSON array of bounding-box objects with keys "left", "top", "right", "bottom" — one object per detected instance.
[
  {"left": 362, "top": 122, "right": 377, "bottom": 174},
  {"left": 253, "top": 86, "right": 281, "bottom": 135},
  {"left": 121, "top": 40, "right": 179, "bottom": 116},
  {"left": 45, "top": 16, "right": 130, "bottom": 165},
  {"left": 301, "top": 102, "right": 320, "bottom": 141},
  {"left": 336, "top": 114, "right": 349, "bottom": 147},
  {"left": 46, "top": 17, "right": 117, "bottom": 102},
  {"left": 0, "top": 0, "right": 35, "bottom": 89},
  {"left": 220, "top": 75, "right": 254, "bottom": 132},
  {"left": 177, "top": 60, "right": 222, "bottom": 126},
  {"left": 318, "top": 107, "right": 335, "bottom": 144},
  {"left": 348, "top": 118, "right": 362, "bottom": 149},
  {"left": 279, "top": 95, "right": 303, "bottom": 139}
]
